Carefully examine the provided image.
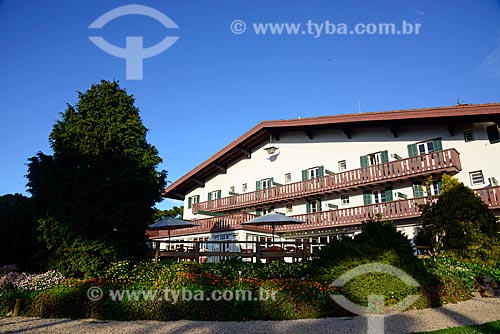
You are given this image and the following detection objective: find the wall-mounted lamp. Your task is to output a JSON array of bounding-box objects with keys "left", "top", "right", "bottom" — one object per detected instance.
[{"left": 264, "top": 144, "right": 279, "bottom": 155}]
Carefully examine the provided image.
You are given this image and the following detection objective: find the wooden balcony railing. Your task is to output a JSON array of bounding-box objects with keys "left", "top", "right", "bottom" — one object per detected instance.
[
  {"left": 277, "top": 185, "right": 500, "bottom": 233},
  {"left": 277, "top": 198, "right": 426, "bottom": 233},
  {"left": 475, "top": 186, "right": 500, "bottom": 209},
  {"left": 148, "top": 186, "right": 499, "bottom": 239},
  {"left": 193, "top": 148, "right": 462, "bottom": 213}
]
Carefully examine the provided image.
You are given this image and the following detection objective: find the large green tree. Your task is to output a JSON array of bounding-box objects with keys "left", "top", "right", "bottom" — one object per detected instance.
[
  {"left": 417, "top": 175, "right": 500, "bottom": 264},
  {"left": 27, "top": 80, "right": 166, "bottom": 276},
  {"left": 0, "top": 194, "right": 41, "bottom": 271}
]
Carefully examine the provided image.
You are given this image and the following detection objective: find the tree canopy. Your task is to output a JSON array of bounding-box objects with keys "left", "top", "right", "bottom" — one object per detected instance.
[
  {"left": 417, "top": 175, "right": 500, "bottom": 265},
  {"left": 154, "top": 206, "right": 184, "bottom": 221},
  {"left": 27, "top": 80, "right": 166, "bottom": 276},
  {"left": 0, "top": 194, "right": 41, "bottom": 271}
]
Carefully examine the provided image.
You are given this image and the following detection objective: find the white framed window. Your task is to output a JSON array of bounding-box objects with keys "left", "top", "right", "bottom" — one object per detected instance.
[
  {"left": 463, "top": 129, "right": 475, "bottom": 142},
  {"left": 340, "top": 193, "right": 349, "bottom": 205},
  {"left": 470, "top": 170, "right": 485, "bottom": 185},
  {"left": 261, "top": 178, "right": 271, "bottom": 189},
  {"left": 229, "top": 186, "right": 235, "bottom": 193},
  {"left": 368, "top": 152, "right": 383, "bottom": 166},
  {"left": 308, "top": 167, "right": 320, "bottom": 179},
  {"left": 210, "top": 190, "right": 221, "bottom": 200},
  {"left": 338, "top": 160, "right": 347, "bottom": 171},
  {"left": 188, "top": 195, "right": 200, "bottom": 209},
  {"left": 429, "top": 180, "right": 441, "bottom": 196},
  {"left": 286, "top": 204, "right": 293, "bottom": 214},
  {"left": 310, "top": 199, "right": 321, "bottom": 213},
  {"left": 418, "top": 140, "right": 435, "bottom": 155},
  {"left": 372, "top": 189, "right": 387, "bottom": 204},
  {"left": 262, "top": 207, "right": 274, "bottom": 215},
  {"left": 242, "top": 183, "right": 247, "bottom": 192},
  {"left": 285, "top": 173, "right": 292, "bottom": 183}
]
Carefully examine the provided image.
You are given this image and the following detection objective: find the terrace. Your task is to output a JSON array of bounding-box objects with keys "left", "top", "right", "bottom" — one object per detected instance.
[
  {"left": 147, "top": 185, "right": 500, "bottom": 239},
  {"left": 192, "top": 148, "right": 462, "bottom": 213}
]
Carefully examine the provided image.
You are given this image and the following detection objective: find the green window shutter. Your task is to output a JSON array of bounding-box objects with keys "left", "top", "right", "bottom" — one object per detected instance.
[
  {"left": 363, "top": 191, "right": 372, "bottom": 205},
  {"left": 381, "top": 150, "right": 389, "bottom": 163},
  {"left": 196, "top": 195, "right": 200, "bottom": 203},
  {"left": 217, "top": 190, "right": 222, "bottom": 199},
  {"left": 306, "top": 201, "right": 311, "bottom": 214},
  {"left": 302, "top": 169, "right": 308, "bottom": 181},
  {"left": 385, "top": 187, "right": 393, "bottom": 202},
  {"left": 270, "top": 177, "right": 274, "bottom": 187},
  {"left": 256, "top": 208, "right": 262, "bottom": 216},
  {"left": 407, "top": 144, "right": 418, "bottom": 157},
  {"left": 188, "top": 196, "right": 192, "bottom": 209},
  {"left": 360, "top": 155, "right": 369, "bottom": 167},
  {"left": 207, "top": 192, "right": 212, "bottom": 201},
  {"left": 255, "top": 180, "right": 261, "bottom": 191},
  {"left": 413, "top": 183, "right": 424, "bottom": 198},
  {"left": 318, "top": 166, "right": 325, "bottom": 177},
  {"left": 433, "top": 138, "right": 443, "bottom": 151}
]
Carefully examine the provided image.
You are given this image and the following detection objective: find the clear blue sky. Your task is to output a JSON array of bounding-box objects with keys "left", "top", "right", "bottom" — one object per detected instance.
[{"left": 1, "top": 0, "right": 499, "bottom": 210}]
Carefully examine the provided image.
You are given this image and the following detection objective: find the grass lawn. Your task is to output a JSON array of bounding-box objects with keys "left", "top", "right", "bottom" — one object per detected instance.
[{"left": 413, "top": 320, "right": 500, "bottom": 334}]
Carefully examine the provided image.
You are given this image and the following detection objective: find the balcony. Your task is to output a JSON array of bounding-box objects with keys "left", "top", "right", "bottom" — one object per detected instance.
[
  {"left": 148, "top": 186, "right": 500, "bottom": 239},
  {"left": 277, "top": 185, "right": 500, "bottom": 233},
  {"left": 193, "top": 148, "right": 462, "bottom": 213}
]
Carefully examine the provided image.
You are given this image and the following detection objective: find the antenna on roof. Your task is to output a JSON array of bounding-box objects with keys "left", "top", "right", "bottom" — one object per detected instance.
[
  {"left": 456, "top": 96, "right": 462, "bottom": 105},
  {"left": 357, "top": 99, "right": 361, "bottom": 113}
]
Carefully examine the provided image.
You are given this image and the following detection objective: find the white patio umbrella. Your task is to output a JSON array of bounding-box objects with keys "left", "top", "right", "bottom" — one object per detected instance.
[{"left": 242, "top": 212, "right": 304, "bottom": 242}]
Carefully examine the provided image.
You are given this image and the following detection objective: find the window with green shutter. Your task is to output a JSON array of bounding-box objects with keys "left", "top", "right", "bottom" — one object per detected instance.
[
  {"left": 413, "top": 183, "right": 424, "bottom": 198},
  {"left": 363, "top": 191, "right": 372, "bottom": 205},
  {"left": 407, "top": 144, "right": 418, "bottom": 157},
  {"left": 269, "top": 177, "right": 274, "bottom": 187},
  {"left": 385, "top": 187, "right": 393, "bottom": 202},
  {"left": 433, "top": 138, "right": 443, "bottom": 151},
  {"left": 306, "top": 199, "right": 321, "bottom": 213},
  {"left": 207, "top": 192, "right": 212, "bottom": 201},
  {"left": 217, "top": 190, "right": 222, "bottom": 199},
  {"left": 255, "top": 180, "right": 261, "bottom": 191},
  {"left": 188, "top": 196, "right": 192, "bottom": 209},
  {"left": 256, "top": 208, "right": 262, "bottom": 216},
  {"left": 381, "top": 150, "right": 389, "bottom": 163},
  {"left": 360, "top": 155, "right": 369, "bottom": 167},
  {"left": 318, "top": 166, "right": 325, "bottom": 177},
  {"left": 302, "top": 169, "right": 308, "bottom": 181}
]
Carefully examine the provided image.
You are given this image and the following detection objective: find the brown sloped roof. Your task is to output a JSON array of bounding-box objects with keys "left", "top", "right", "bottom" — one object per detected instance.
[{"left": 164, "top": 103, "right": 500, "bottom": 199}]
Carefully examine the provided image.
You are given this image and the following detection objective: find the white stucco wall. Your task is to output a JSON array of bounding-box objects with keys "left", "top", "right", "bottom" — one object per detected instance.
[{"left": 183, "top": 122, "right": 500, "bottom": 220}]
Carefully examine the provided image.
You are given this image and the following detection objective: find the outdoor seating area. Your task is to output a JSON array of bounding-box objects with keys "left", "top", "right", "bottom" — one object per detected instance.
[{"left": 148, "top": 239, "right": 322, "bottom": 263}]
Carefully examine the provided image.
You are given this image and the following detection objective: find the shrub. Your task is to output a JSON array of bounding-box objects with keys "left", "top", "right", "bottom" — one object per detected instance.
[
  {"left": 17, "top": 270, "right": 65, "bottom": 291},
  {"left": 418, "top": 176, "right": 500, "bottom": 265},
  {"left": 0, "top": 272, "right": 27, "bottom": 291}
]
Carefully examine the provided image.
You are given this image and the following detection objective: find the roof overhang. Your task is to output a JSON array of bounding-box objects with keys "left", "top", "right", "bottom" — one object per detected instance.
[{"left": 164, "top": 103, "right": 500, "bottom": 200}]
